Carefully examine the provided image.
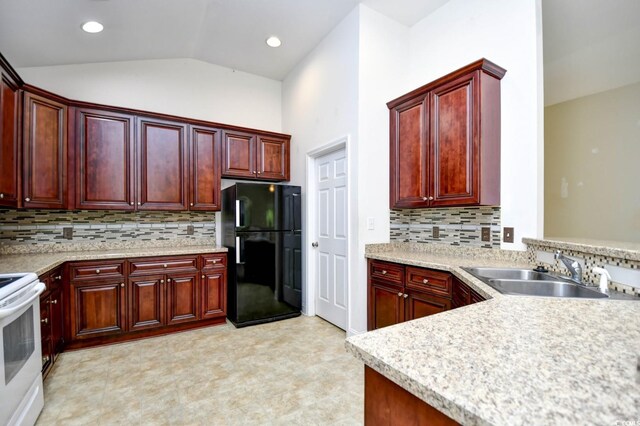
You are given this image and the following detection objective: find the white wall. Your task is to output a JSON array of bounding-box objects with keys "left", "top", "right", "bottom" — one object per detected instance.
[
  {"left": 407, "top": 0, "right": 544, "bottom": 249},
  {"left": 17, "top": 58, "right": 282, "bottom": 131},
  {"left": 281, "top": 8, "right": 361, "bottom": 332}
]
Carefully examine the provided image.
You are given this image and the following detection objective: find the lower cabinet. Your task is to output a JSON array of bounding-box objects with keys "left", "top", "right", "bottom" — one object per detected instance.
[
  {"left": 39, "top": 267, "right": 65, "bottom": 378},
  {"left": 64, "top": 253, "right": 227, "bottom": 350},
  {"left": 69, "top": 279, "right": 127, "bottom": 339},
  {"left": 368, "top": 259, "right": 484, "bottom": 331}
]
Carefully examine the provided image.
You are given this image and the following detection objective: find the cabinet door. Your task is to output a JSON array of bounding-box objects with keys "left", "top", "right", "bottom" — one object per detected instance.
[
  {"left": 166, "top": 273, "right": 199, "bottom": 325},
  {"left": 189, "top": 126, "right": 221, "bottom": 210},
  {"left": 430, "top": 72, "right": 479, "bottom": 206},
  {"left": 69, "top": 279, "right": 126, "bottom": 339},
  {"left": 49, "top": 287, "right": 64, "bottom": 356},
  {"left": 137, "top": 118, "right": 188, "bottom": 210},
  {"left": 40, "top": 292, "right": 52, "bottom": 373},
  {"left": 22, "top": 92, "right": 67, "bottom": 208},
  {"left": 390, "top": 96, "right": 429, "bottom": 209},
  {"left": 129, "top": 274, "right": 165, "bottom": 331},
  {"left": 0, "top": 74, "right": 20, "bottom": 207},
  {"left": 368, "top": 283, "right": 404, "bottom": 331},
  {"left": 257, "top": 135, "right": 289, "bottom": 181},
  {"left": 221, "top": 130, "right": 256, "bottom": 178},
  {"left": 76, "top": 108, "right": 135, "bottom": 210},
  {"left": 201, "top": 270, "right": 226, "bottom": 319},
  {"left": 405, "top": 290, "right": 451, "bottom": 321}
]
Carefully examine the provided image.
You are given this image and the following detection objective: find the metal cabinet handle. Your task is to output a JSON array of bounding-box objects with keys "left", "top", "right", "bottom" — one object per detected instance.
[
  {"left": 163, "top": 264, "right": 168, "bottom": 268},
  {"left": 42, "top": 355, "right": 50, "bottom": 363},
  {"left": 41, "top": 318, "right": 48, "bottom": 324},
  {"left": 55, "top": 275, "right": 62, "bottom": 280},
  {"left": 130, "top": 202, "right": 134, "bottom": 206},
  {"left": 428, "top": 196, "right": 434, "bottom": 201},
  {"left": 201, "top": 275, "right": 205, "bottom": 279},
  {"left": 25, "top": 197, "right": 31, "bottom": 202},
  {"left": 190, "top": 203, "right": 194, "bottom": 206},
  {"left": 96, "top": 269, "right": 100, "bottom": 274},
  {"left": 160, "top": 279, "right": 164, "bottom": 284},
  {"left": 167, "top": 278, "right": 171, "bottom": 283},
  {"left": 382, "top": 270, "right": 387, "bottom": 275},
  {"left": 137, "top": 202, "right": 141, "bottom": 206},
  {"left": 397, "top": 292, "right": 402, "bottom": 297},
  {"left": 50, "top": 299, "right": 58, "bottom": 305},
  {"left": 422, "top": 197, "right": 428, "bottom": 201},
  {"left": 423, "top": 279, "right": 429, "bottom": 284},
  {"left": 212, "top": 259, "right": 219, "bottom": 263},
  {"left": 0, "top": 193, "right": 3, "bottom": 199},
  {"left": 403, "top": 293, "right": 409, "bottom": 298},
  {"left": 120, "top": 283, "right": 124, "bottom": 288}
]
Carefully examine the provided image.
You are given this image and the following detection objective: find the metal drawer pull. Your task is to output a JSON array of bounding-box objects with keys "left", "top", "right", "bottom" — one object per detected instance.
[
  {"left": 96, "top": 269, "right": 100, "bottom": 274},
  {"left": 25, "top": 197, "right": 31, "bottom": 202},
  {"left": 201, "top": 275, "right": 205, "bottom": 279},
  {"left": 423, "top": 279, "right": 429, "bottom": 284},
  {"left": 397, "top": 292, "right": 402, "bottom": 297},
  {"left": 403, "top": 294, "right": 409, "bottom": 298},
  {"left": 41, "top": 318, "right": 48, "bottom": 324},
  {"left": 42, "top": 356, "right": 50, "bottom": 363},
  {"left": 50, "top": 299, "right": 58, "bottom": 305},
  {"left": 160, "top": 280, "right": 164, "bottom": 284},
  {"left": 120, "top": 283, "right": 124, "bottom": 288},
  {"left": 163, "top": 264, "right": 168, "bottom": 268},
  {"left": 55, "top": 275, "right": 62, "bottom": 280},
  {"left": 0, "top": 193, "right": 3, "bottom": 199},
  {"left": 212, "top": 259, "right": 219, "bottom": 263},
  {"left": 382, "top": 270, "right": 387, "bottom": 275}
]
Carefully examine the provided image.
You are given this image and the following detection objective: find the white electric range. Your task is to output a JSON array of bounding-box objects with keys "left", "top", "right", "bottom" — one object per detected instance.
[{"left": 0, "top": 272, "right": 46, "bottom": 426}]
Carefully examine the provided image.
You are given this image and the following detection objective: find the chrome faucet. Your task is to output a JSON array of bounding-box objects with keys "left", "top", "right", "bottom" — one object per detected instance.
[{"left": 554, "top": 250, "right": 583, "bottom": 285}]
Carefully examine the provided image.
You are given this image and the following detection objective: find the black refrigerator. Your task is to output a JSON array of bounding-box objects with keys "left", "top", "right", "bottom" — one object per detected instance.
[{"left": 222, "top": 183, "right": 302, "bottom": 327}]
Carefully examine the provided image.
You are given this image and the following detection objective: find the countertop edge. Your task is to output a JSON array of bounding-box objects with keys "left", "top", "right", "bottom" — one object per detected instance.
[{"left": 523, "top": 237, "right": 640, "bottom": 261}]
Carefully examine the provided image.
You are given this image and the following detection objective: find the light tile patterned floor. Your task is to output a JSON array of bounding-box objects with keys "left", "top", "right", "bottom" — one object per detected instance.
[{"left": 36, "top": 316, "right": 363, "bottom": 426}]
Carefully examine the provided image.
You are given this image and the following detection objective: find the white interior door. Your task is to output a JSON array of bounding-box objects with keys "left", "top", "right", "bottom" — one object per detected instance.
[{"left": 314, "top": 148, "right": 348, "bottom": 329}]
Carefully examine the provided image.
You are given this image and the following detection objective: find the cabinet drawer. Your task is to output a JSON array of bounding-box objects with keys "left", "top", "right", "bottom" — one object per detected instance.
[
  {"left": 70, "top": 261, "right": 125, "bottom": 280},
  {"left": 129, "top": 256, "right": 198, "bottom": 275},
  {"left": 201, "top": 254, "right": 227, "bottom": 270},
  {"left": 405, "top": 267, "right": 452, "bottom": 297},
  {"left": 369, "top": 261, "right": 404, "bottom": 286}
]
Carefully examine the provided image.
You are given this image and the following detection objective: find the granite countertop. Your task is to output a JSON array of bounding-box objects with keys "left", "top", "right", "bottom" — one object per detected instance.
[
  {"left": 524, "top": 237, "right": 640, "bottom": 261},
  {"left": 347, "top": 245, "right": 640, "bottom": 425},
  {"left": 0, "top": 245, "right": 227, "bottom": 275}
]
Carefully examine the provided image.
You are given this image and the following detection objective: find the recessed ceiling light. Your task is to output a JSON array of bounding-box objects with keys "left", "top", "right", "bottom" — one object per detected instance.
[
  {"left": 82, "top": 21, "right": 104, "bottom": 33},
  {"left": 265, "top": 36, "right": 282, "bottom": 48}
]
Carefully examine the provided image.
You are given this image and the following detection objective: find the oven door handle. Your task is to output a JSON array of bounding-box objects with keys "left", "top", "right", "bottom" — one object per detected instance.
[{"left": 0, "top": 282, "right": 46, "bottom": 319}]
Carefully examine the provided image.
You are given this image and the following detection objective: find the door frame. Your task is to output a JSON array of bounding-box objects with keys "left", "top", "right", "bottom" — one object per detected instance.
[{"left": 305, "top": 136, "right": 355, "bottom": 330}]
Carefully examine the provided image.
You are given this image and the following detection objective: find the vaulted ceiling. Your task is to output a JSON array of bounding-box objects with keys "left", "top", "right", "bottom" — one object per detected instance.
[{"left": 0, "top": 0, "right": 449, "bottom": 80}]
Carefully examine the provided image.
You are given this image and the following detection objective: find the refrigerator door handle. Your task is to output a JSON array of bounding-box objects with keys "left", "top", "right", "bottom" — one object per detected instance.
[
  {"left": 235, "top": 200, "right": 241, "bottom": 227},
  {"left": 236, "top": 236, "right": 242, "bottom": 264}
]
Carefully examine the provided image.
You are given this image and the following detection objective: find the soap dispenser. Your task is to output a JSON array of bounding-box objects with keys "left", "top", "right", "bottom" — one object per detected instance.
[{"left": 592, "top": 267, "right": 612, "bottom": 293}]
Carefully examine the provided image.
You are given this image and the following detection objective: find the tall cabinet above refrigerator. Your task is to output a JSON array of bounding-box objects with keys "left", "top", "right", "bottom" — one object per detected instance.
[{"left": 222, "top": 183, "right": 302, "bottom": 327}]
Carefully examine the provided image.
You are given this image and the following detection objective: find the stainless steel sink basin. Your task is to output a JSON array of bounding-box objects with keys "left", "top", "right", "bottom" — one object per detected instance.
[
  {"left": 462, "top": 267, "right": 609, "bottom": 299},
  {"left": 486, "top": 279, "right": 608, "bottom": 298}
]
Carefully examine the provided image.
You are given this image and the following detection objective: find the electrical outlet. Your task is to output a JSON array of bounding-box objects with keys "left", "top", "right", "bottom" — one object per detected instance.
[
  {"left": 481, "top": 227, "right": 491, "bottom": 242},
  {"left": 432, "top": 226, "right": 440, "bottom": 239},
  {"left": 63, "top": 227, "right": 73, "bottom": 240},
  {"left": 503, "top": 227, "right": 514, "bottom": 243},
  {"left": 187, "top": 225, "right": 194, "bottom": 235},
  {"left": 367, "top": 217, "right": 375, "bottom": 230}
]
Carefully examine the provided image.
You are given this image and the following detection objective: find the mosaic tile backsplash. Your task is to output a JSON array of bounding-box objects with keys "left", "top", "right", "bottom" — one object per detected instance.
[
  {"left": 0, "top": 210, "right": 216, "bottom": 254},
  {"left": 390, "top": 207, "right": 501, "bottom": 249}
]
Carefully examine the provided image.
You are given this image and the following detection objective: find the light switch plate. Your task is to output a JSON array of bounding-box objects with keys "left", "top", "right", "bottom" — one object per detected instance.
[
  {"left": 481, "top": 227, "right": 491, "bottom": 242},
  {"left": 503, "top": 227, "right": 514, "bottom": 243},
  {"left": 367, "top": 217, "right": 375, "bottom": 230}
]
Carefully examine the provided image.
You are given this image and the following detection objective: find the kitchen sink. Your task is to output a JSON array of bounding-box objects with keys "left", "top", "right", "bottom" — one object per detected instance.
[{"left": 462, "top": 267, "right": 609, "bottom": 299}]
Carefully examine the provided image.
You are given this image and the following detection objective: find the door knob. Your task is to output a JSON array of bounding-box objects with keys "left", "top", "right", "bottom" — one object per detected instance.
[{"left": 311, "top": 242, "right": 319, "bottom": 248}]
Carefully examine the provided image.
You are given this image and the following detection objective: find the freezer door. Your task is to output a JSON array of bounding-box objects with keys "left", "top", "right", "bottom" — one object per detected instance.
[{"left": 282, "top": 231, "right": 302, "bottom": 309}]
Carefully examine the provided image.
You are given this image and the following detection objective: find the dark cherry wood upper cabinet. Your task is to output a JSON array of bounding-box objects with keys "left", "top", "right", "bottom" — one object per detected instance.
[
  {"left": 388, "top": 59, "right": 505, "bottom": 209},
  {"left": 389, "top": 96, "right": 429, "bottom": 208},
  {"left": 222, "top": 130, "right": 290, "bottom": 182},
  {"left": 221, "top": 130, "right": 256, "bottom": 179},
  {"left": 189, "top": 125, "right": 221, "bottom": 211},
  {"left": 76, "top": 108, "right": 135, "bottom": 210},
  {"left": 22, "top": 91, "right": 68, "bottom": 209},
  {"left": 257, "top": 135, "right": 290, "bottom": 181},
  {"left": 137, "top": 118, "right": 188, "bottom": 210},
  {"left": 0, "top": 69, "right": 21, "bottom": 207}
]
